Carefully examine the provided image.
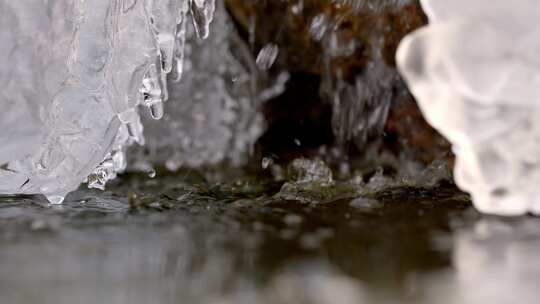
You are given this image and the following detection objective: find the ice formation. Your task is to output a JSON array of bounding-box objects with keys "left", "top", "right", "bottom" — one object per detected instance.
[
  {"left": 132, "top": 4, "right": 287, "bottom": 170},
  {"left": 0, "top": 0, "right": 216, "bottom": 203},
  {"left": 397, "top": 0, "right": 540, "bottom": 215}
]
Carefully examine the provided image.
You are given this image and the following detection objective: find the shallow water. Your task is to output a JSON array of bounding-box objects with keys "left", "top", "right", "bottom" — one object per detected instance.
[{"left": 0, "top": 172, "right": 538, "bottom": 304}]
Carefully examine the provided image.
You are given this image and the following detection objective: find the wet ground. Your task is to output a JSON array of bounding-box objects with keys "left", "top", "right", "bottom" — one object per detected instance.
[{"left": 0, "top": 172, "right": 538, "bottom": 304}]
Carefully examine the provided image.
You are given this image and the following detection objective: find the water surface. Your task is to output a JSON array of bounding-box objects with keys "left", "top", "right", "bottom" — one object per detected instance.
[{"left": 0, "top": 173, "right": 537, "bottom": 304}]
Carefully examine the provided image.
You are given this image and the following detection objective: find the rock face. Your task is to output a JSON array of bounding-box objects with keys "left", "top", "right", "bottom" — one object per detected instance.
[
  {"left": 398, "top": 0, "right": 540, "bottom": 215},
  {"left": 226, "top": 0, "right": 451, "bottom": 172}
]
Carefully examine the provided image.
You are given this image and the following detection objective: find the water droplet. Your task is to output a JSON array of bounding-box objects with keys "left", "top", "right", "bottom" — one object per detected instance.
[
  {"left": 309, "top": 14, "right": 329, "bottom": 41},
  {"left": 46, "top": 195, "right": 65, "bottom": 205},
  {"left": 256, "top": 44, "right": 279, "bottom": 70},
  {"left": 291, "top": 1, "right": 304, "bottom": 15},
  {"left": 149, "top": 101, "right": 164, "bottom": 120},
  {"left": 262, "top": 157, "right": 274, "bottom": 169}
]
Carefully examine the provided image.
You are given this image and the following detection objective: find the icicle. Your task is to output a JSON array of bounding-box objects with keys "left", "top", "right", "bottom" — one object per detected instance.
[
  {"left": 117, "top": 109, "right": 145, "bottom": 144},
  {"left": 173, "top": 0, "right": 190, "bottom": 82},
  {"left": 157, "top": 33, "right": 176, "bottom": 73},
  {"left": 147, "top": 0, "right": 181, "bottom": 74},
  {"left": 140, "top": 63, "right": 164, "bottom": 120},
  {"left": 189, "top": 0, "right": 216, "bottom": 39}
]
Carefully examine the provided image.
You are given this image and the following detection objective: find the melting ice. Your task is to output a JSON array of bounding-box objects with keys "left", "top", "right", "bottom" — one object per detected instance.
[
  {"left": 0, "top": 0, "right": 216, "bottom": 203},
  {"left": 398, "top": 0, "right": 540, "bottom": 215}
]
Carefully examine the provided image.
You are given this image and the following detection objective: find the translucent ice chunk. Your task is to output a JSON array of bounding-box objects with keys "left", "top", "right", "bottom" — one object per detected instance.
[
  {"left": 398, "top": 0, "right": 540, "bottom": 215},
  {"left": 0, "top": 0, "right": 216, "bottom": 202}
]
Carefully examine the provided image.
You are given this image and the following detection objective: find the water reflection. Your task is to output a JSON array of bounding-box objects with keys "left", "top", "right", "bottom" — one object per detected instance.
[
  {"left": 0, "top": 183, "right": 539, "bottom": 303},
  {"left": 424, "top": 218, "right": 540, "bottom": 304}
]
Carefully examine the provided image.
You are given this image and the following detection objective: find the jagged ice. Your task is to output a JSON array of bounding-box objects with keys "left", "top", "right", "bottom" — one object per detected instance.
[{"left": 0, "top": 0, "right": 216, "bottom": 203}]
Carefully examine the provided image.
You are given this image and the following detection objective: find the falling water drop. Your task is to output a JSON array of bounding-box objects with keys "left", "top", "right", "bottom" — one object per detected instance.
[
  {"left": 262, "top": 157, "right": 274, "bottom": 170},
  {"left": 256, "top": 44, "right": 279, "bottom": 70}
]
